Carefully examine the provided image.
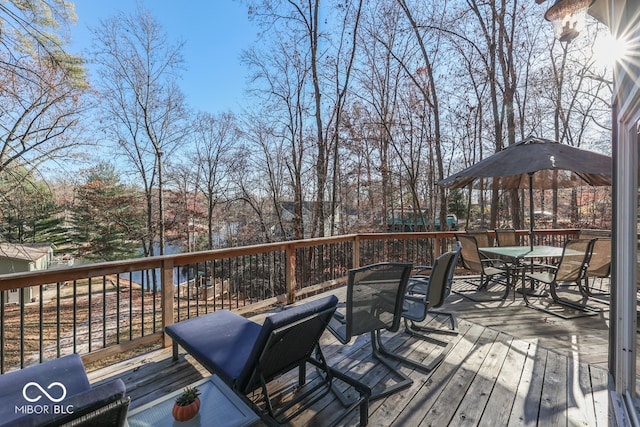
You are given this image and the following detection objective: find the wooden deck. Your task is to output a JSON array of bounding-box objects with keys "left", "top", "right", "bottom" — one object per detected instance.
[{"left": 88, "top": 277, "right": 618, "bottom": 426}]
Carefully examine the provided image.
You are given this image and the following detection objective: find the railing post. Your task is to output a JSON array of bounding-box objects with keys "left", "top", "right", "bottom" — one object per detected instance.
[
  {"left": 434, "top": 236, "right": 442, "bottom": 258},
  {"left": 162, "top": 259, "right": 174, "bottom": 348},
  {"left": 285, "top": 244, "right": 297, "bottom": 304},
  {"left": 353, "top": 235, "right": 360, "bottom": 269}
]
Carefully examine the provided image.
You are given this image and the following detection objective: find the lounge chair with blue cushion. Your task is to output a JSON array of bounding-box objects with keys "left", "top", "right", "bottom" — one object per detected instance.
[
  {"left": 165, "top": 295, "right": 370, "bottom": 426},
  {"left": 0, "top": 353, "right": 129, "bottom": 427}
]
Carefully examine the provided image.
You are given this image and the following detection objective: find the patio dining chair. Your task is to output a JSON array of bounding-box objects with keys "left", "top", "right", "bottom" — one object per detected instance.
[
  {"left": 403, "top": 242, "right": 461, "bottom": 335},
  {"left": 466, "top": 229, "right": 492, "bottom": 248},
  {"left": 578, "top": 231, "right": 612, "bottom": 299},
  {"left": 165, "top": 295, "right": 370, "bottom": 426},
  {"left": 396, "top": 245, "right": 461, "bottom": 372},
  {"left": 326, "top": 262, "right": 416, "bottom": 401},
  {"left": 524, "top": 238, "right": 599, "bottom": 319},
  {"left": 495, "top": 228, "right": 519, "bottom": 247},
  {"left": 454, "top": 234, "right": 511, "bottom": 301}
]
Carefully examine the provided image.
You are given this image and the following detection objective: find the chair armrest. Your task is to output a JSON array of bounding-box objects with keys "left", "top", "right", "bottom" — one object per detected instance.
[
  {"left": 333, "top": 311, "right": 347, "bottom": 324},
  {"left": 403, "top": 294, "right": 427, "bottom": 304},
  {"left": 531, "top": 263, "right": 556, "bottom": 271},
  {"left": 407, "top": 279, "right": 430, "bottom": 295},
  {"left": 481, "top": 258, "right": 509, "bottom": 268},
  {"left": 412, "top": 265, "right": 433, "bottom": 275}
]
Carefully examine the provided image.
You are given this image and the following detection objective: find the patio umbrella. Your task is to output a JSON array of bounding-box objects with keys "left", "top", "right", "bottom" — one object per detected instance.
[{"left": 438, "top": 136, "right": 612, "bottom": 249}]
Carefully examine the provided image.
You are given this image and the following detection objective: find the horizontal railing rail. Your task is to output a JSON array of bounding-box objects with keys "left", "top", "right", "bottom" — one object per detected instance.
[{"left": 0, "top": 229, "right": 580, "bottom": 373}]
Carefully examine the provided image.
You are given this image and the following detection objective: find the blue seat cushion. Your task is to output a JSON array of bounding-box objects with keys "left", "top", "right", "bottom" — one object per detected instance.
[
  {"left": 165, "top": 310, "right": 263, "bottom": 386},
  {"left": 165, "top": 295, "right": 339, "bottom": 393},
  {"left": 0, "top": 354, "right": 92, "bottom": 426}
]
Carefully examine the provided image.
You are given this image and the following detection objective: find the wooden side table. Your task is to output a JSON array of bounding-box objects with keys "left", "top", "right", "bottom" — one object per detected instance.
[{"left": 126, "top": 376, "right": 260, "bottom": 427}]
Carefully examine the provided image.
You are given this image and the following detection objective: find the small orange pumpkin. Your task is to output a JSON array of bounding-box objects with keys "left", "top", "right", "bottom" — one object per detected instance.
[{"left": 172, "top": 397, "right": 200, "bottom": 421}]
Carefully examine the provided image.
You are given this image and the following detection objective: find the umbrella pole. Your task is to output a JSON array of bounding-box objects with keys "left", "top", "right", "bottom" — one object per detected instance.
[{"left": 529, "top": 173, "right": 534, "bottom": 250}]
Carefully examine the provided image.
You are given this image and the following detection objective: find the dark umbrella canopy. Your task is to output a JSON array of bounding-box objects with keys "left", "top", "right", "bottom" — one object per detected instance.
[
  {"left": 438, "top": 137, "right": 612, "bottom": 189},
  {"left": 438, "top": 137, "right": 612, "bottom": 248}
]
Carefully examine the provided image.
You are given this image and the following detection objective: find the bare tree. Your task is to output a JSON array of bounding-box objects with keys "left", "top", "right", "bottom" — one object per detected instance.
[
  {"left": 396, "top": 0, "right": 448, "bottom": 231},
  {"left": 91, "top": 5, "right": 187, "bottom": 257},
  {"left": 234, "top": 109, "right": 291, "bottom": 242},
  {"left": 242, "top": 31, "right": 312, "bottom": 240},
  {"left": 244, "top": 0, "right": 362, "bottom": 239},
  {"left": 164, "top": 162, "right": 200, "bottom": 251},
  {"left": 342, "top": 2, "right": 403, "bottom": 231},
  {"left": 192, "top": 111, "right": 238, "bottom": 249}
]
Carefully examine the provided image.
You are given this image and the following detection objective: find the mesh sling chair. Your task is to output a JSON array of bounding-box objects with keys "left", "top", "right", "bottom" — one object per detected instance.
[
  {"left": 578, "top": 231, "right": 612, "bottom": 299},
  {"left": 397, "top": 245, "right": 461, "bottom": 372},
  {"left": 165, "top": 295, "right": 370, "bottom": 426},
  {"left": 524, "top": 239, "right": 599, "bottom": 319},
  {"left": 326, "top": 262, "right": 415, "bottom": 401},
  {"left": 495, "top": 228, "right": 519, "bottom": 247},
  {"left": 465, "top": 229, "right": 492, "bottom": 248},
  {"left": 403, "top": 243, "right": 462, "bottom": 335},
  {"left": 454, "top": 234, "right": 511, "bottom": 301}
]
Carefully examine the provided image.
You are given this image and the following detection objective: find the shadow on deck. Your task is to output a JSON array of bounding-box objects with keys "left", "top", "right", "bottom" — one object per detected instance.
[{"left": 87, "top": 278, "right": 615, "bottom": 426}]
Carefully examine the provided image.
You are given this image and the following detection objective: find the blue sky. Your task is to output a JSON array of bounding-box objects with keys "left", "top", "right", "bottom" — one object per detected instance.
[{"left": 69, "top": 1, "right": 258, "bottom": 114}]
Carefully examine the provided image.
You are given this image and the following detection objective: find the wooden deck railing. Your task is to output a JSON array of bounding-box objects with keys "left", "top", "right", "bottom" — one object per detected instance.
[{"left": 0, "top": 229, "right": 579, "bottom": 372}]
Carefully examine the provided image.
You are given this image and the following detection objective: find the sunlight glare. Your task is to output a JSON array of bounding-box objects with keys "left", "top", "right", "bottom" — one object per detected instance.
[{"left": 593, "top": 33, "right": 630, "bottom": 68}]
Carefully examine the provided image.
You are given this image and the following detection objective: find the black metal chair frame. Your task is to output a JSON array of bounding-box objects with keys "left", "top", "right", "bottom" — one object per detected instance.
[
  {"left": 393, "top": 245, "right": 461, "bottom": 372},
  {"left": 404, "top": 243, "right": 462, "bottom": 336},
  {"left": 252, "top": 312, "right": 369, "bottom": 426}
]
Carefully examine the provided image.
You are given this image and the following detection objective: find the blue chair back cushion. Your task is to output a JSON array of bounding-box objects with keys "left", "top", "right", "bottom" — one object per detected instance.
[{"left": 236, "top": 295, "right": 338, "bottom": 391}]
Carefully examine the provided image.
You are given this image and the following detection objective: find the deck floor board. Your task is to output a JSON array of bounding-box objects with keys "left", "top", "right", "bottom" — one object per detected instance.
[{"left": 86, "top": 278, "right": 619, "bottom": 426}]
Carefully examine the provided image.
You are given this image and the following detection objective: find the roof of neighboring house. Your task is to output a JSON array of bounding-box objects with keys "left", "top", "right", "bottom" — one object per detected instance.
[{"left": 0, "top": 243, "right": 52, "bottom": 262}]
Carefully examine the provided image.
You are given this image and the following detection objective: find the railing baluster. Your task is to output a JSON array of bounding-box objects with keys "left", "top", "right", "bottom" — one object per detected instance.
[
  {"left": 20, "top": 287, "right": 25, "bottom": 368},
  {"left": 195, "top": 261, "right": 200, "bottom": 316},
  {"left": 57, "top": 282, "right": 61, "bottom": 358},
  {"left": 102, "top": 276, "right": 107, "bottom": 349},
  {"left": 0, "top": 290, "right": 4, "bottom": 373},
  {"left": 212, "top": 260, "right": 216, "bottom": 310},
  {"left": 235, "top": 257, "right": 240, "bottom": 307},
  {"left": 141, "top": 271, "right": 145, "bottom": 338},
  {"left": 116, "top": 274, "right": 120, "bottom": 344},
  {"left": 73, "top": 280, "right": 77, "bottom": 354},
  {"left": 39, "top": 285, "right": 43, "bottom": 362},
  {"left": 88, "top": 277, "right": 92, "bottom": 353},
  {"left": 153, "top": 269, "right": 157, "bottom": 334},
  {"left": 128, "top": 272, "right": 133, "bottom": 341},
  {"left": 222, "top": 258, "right": 228, "bottom": 310}
]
